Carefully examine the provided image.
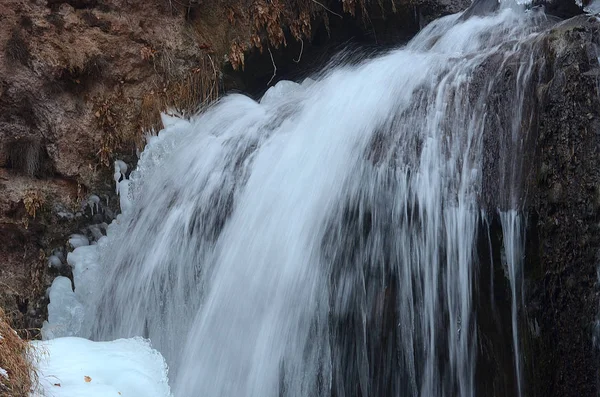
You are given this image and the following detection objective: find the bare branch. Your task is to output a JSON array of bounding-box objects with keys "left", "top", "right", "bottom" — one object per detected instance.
[
  {"left": 267, "top": 47, "right": 277, "bottom": 86},
  {"left": 294, "top": 38, "right": 304, "bottom": 63},
  {"left": 310, "top": 0, "right": 343, "bottom": 18}
]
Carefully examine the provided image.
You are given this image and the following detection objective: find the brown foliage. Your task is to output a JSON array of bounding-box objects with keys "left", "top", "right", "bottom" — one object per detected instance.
[
  {"left": 222, "top": 0, "right": 319, "bottom": 70},
  {"left": 140, "top": 53, "right": 220, "bottom": 134}
]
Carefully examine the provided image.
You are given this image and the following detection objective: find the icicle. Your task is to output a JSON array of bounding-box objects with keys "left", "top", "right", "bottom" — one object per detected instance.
[{"left": 87, "top": 195, "right": 100, "bottom": 215}]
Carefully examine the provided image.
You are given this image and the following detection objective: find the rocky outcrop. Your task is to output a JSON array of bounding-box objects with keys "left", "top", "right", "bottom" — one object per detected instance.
[
  {"left": 471, "top": 14, "right": 600, "bottom": 396},
  {"left": 525, "top": 15, "right": 600, "bottom": 397}
]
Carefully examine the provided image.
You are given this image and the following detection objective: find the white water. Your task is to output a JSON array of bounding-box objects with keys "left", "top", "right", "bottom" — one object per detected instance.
[
  {"left": 45, "top": 4, "right": 550, "bottom": 396},
  {"left": 500, "top": 210, "right": 526, "bottom": 397}
]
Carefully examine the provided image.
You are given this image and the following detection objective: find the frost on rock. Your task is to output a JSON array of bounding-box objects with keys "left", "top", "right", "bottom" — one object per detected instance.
[
  {"left": 32, "top": 337, "right": 172, "bottom": 397},
  {"left": 42, "top": 277, "right": 84, "bottom": 339}
]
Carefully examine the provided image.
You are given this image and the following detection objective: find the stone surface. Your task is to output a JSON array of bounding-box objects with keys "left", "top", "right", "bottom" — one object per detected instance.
[{"left": 525, "top": 15, "right": 600, "bottom": 397}]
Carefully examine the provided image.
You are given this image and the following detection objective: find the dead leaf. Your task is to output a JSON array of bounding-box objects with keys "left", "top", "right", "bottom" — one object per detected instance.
[{"left": 84, "top": 376, "right": 92, "bottom": 382}]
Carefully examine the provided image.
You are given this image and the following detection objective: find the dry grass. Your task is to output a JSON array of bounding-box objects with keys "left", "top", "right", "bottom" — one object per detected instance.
[
  {"left": 139, "top": 52, "right": 220, "bottom": 137},
  {"left": 0, "top": 307, "right": 34, "bottom": 396},
  {"left": 23, "top": 190, "right": 45, "bottom": 220}
]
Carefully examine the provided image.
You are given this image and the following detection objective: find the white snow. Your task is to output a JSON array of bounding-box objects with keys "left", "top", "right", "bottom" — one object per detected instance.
[
  {"left": 0, "top": 367, "right": 7, "bottom": 379},
  {"left": 31, "top": 337, "right": 172, "bottom": 397}
]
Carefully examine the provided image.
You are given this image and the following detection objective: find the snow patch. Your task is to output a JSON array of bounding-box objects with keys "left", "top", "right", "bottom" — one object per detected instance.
[
  {"left": 0, "top": 367, "right": 7, "bottom": 379},
  {"left": 32, "top": 337, "right": 172, "bottom": 397}
]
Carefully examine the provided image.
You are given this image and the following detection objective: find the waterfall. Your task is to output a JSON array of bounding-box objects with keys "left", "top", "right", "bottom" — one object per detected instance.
[{"left": 49, "top": 3, "right": 554, "bottom": 396}]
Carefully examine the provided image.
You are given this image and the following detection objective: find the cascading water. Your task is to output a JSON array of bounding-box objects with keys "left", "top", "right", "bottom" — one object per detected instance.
[{"left": 45, "top": 3, "right": 554, "bottom": 396}]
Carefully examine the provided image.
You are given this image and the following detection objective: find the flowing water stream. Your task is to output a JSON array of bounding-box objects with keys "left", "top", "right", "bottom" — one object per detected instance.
[{"left": 45, "top": 3, "right": 554, "bottom": 396}]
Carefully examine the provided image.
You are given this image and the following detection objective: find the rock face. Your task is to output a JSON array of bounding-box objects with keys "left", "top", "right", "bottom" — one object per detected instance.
[
  {"left": 470, "top": 13, "right": 600, "bottom": 396},
  {"left": 525, "top": 15, "right": 600, "bottom": 397}
]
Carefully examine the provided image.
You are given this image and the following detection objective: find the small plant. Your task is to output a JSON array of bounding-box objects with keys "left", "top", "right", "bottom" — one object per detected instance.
[
  {"left": 94, "top": 98, "right": 119, "bottom": 166},
  {"left": 23, "top": 191, "right": 45, "bottom": 220}
]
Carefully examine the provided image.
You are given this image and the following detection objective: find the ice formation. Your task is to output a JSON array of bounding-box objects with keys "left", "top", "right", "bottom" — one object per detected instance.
[
  {"left": 87, "top": 195, "right": 101, "bottom": 216},
  {"left": 47, "top": 255, "right": 63, "bottom": 269},
  {"left": 32, "top": 337, "right": 172, "bottom": 397},
  {"left": 68, "top": 234, "right": 89, "bottom": 249},
  {"left": 41, "top": 277, "right": 84, "bottom": 339}
]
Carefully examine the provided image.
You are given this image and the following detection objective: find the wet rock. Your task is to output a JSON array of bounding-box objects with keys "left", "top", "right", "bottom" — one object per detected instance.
[
  {"left": 548, "top": 182, "right": 564, "bottom": 204},
  {"left": 525, "top": 15, "right": 600, "bottom": 397}
]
